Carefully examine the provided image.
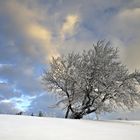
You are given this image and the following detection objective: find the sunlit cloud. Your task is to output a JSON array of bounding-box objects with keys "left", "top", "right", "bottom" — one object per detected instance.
[
  {"left": 28, "top": 24, "right": 52, "bottom": 42},
  {"left": 27, "top": 24, "right": 60, "bottom": 61},
  {"left": 0, "top": 0, "right": 60, "bottom": 61},
  {"left": 61, "top": 15, "right": 79, "bottom": 40}
]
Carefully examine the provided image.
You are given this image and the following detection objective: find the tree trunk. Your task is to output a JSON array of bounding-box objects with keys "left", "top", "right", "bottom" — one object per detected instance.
[
  {"left": 65, "top": 106, "right": 70, "bottom": 118},
  {"left": 70, "top": 112, "right": 83, "bottom": 119}
]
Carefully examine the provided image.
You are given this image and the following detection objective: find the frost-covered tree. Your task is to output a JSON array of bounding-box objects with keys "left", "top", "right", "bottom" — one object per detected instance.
[{"left": 42, "top": 41, "right": 140, "bottom": 119}]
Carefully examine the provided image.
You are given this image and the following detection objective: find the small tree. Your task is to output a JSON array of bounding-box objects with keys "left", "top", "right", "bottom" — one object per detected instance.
[
  {"left": 31, "top": 113, "right": 34, "bottom": 116},
  {"left": 43, "top": 41, "right": 140, "bottom": 119},
  {"left": 38, "top": 111, "right": 43, "bottom": 117},
  {"left": 16, "top": 111, "right": 23, "bottom": 115}
]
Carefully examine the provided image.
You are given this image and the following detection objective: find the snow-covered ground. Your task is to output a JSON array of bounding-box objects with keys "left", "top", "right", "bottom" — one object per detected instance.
[{"left": 0, "top": 115, "right": 140, "bottom": 140}]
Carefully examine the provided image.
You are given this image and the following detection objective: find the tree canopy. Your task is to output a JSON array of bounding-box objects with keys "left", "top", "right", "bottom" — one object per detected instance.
[{"left": 42, "top": 41, "right": 140, "bottom": 119}]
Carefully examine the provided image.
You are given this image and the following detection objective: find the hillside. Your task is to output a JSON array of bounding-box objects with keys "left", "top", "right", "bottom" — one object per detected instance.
[{"left": 0, "top": 115, "right": 140, "bottom": 140}]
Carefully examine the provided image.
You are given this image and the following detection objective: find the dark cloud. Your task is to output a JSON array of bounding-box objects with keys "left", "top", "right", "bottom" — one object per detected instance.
[
  {"left": 0, "top": 101, "right": 19, "bottom": 114},
  {"left": 0, "top": 83, "right": 21, "bottom": 99},
  {"left": 0, "top": 64, "right": 43, "bottom": 96}
]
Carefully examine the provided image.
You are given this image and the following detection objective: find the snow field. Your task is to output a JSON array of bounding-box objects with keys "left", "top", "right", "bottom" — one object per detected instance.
[{"left": 0, "top": 115, "right": 140, "bottom": 140}]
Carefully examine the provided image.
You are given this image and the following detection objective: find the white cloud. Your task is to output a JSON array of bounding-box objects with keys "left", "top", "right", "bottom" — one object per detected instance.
[{"left": 9, "top": 95, "right": 36, "bottom": 111}]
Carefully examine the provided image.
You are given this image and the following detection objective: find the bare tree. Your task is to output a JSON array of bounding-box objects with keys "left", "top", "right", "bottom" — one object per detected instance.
[{"left": 42, "top": 41, "right": 140, "bottom": 119}]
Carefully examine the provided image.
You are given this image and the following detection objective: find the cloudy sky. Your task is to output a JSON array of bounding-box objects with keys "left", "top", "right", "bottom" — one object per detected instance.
[{"left": 0, "top": 0, "right": 140, "bottom": 118}]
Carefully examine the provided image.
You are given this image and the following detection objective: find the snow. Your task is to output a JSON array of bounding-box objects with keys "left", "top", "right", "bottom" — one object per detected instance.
[{"left": 0, "top": 115, "right": 140, "bottom": 140}]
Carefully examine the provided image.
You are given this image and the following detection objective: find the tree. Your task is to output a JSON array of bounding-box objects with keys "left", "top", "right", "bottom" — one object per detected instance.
[
  {"left": 16, "top": 111, "right": 23, "bottom": 115},
  {"left": 31, "top": 113, "right": 34, "bottom": 116},
  {"left": 38, "top": 111, "right": 44, "bottom": 117},
  {"left": 42, "top": 41, "right": 140, "bottom": 119}
]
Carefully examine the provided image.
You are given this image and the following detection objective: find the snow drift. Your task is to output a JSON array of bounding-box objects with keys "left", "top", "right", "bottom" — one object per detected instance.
[{"left": 0, "top": 114, "right": 140, "bottom": 140}]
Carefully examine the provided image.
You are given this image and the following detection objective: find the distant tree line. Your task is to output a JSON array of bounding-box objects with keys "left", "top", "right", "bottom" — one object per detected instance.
[{"left": 15, "top": 111, "right": 44, "bottom": 117}]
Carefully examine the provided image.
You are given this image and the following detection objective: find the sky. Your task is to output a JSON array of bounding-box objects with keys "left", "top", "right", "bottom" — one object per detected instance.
[{"left": 0, "top": 0, "right": 140, "bottom": 119}]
